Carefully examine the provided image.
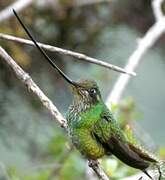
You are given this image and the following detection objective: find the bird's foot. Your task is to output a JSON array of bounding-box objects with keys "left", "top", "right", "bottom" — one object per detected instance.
[
  {"left": 143, "top": 170, "right": 153, "bottom": 180},
  {"left": 88, "top": 160, "right": 99, "bottom": 168},
  {"left": 138, "top": 177, "right": 143, "bottom": 180}
]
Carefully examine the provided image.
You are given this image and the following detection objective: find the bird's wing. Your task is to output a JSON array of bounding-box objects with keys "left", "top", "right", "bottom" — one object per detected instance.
[{"left": 92, "top": 108, "right": 157, "bottom": 171}]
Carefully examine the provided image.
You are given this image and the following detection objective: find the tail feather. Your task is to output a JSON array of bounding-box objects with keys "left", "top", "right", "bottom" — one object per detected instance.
[
  {"left": 108, "top": 135, "right": 165, "bottom": 179},
  {"left": 129, "top": 144, "right": 165, "bottom": 179},
  {"left": 108, "top": 136, "right": 151, "bottom": 170},
  {"left": 128, "top": 143, "right": 157, "bottom": 163},
  {"left": 143, "top": 169, "right": 154, "bottom": 180}
]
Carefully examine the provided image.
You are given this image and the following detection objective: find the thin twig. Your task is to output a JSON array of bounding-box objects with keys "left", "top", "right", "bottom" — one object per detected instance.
[
  {"left": 152, "top": 0, "right": 164, "bottom": 21},
  {"left": 106, "top": 0, "right": 165, "bottom": 105},
  {"left": 0, "top": 0, "right": 33, "bottom": 23},
  {"left": 0, "top": 33, "right": 135, "bottom": 76},
  {"left": 75, "top": 0, "right": 112, "bottom": 7},
  {"left": 0, "top": 162, "right": 10, "bottom": 180},
  {"left": 123, "top": 172, "right": 154, "bottom": 180},
  {"left": 48, "top": 146, "right": 73, "bottom": 180},
  {"left": 42, "top": 0, "right": 112, "bottom": 8},
  {"left": 0, "top": 46, "right": 109, "bottom": 180},
  {"left": 23, "top": 163, "right": 61, "bottom": 172}
]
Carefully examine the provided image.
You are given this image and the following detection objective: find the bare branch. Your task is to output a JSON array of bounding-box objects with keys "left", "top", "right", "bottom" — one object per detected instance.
[
  {"left": 152, "top": 0, "right": 164, "bottom": 21},
  {"left": 0, "top": 46, "right": 109, "bottom": 180},
  {"left": 88, "top": 160, "right": 109, "bottom": 180},
  {"left": 0, "top": 33, "right": 136, "bottom": 76},
  {"left": 90, "top": 165, "right": 109, "bottom": 180},
  {"left": 0, "top": 46, "right": 67, "bottom": 129},
  {"left": 106, "top": 16, "right": 165, "bottom": 105},
  {"left": 105, "top": 0, "right": 165, "bottom": 179},
  {"left": 85, "top": 162, "right": 98, "bottom": 180},
  {"left": 0, "top": 0, "right": 33, "bottom": 23}
]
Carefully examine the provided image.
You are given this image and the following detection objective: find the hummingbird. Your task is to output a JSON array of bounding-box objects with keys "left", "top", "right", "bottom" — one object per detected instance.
[{"left": 13, "top": 9, "right": 164, "bottom": 180}]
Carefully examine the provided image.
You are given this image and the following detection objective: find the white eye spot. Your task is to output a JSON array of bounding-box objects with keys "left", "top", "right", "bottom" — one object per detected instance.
[{"left": 89, "top": 88, "right": 96, "bottom": 95}]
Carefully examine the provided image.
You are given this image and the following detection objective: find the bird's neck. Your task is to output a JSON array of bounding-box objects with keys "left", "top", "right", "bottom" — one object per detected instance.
[
  {"left": 67, "top": 100, "right": 104, "bottom": 130},
  {"left": 69, "top": 97, "right": 92, "bottom": 115}
]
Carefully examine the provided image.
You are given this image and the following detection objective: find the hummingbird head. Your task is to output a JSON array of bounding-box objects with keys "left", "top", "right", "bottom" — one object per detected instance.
[
  {"left": 13, "top": 10, "right": 102, "bottom": 109},
  {"left": 71, "top": 79, "right": 102, "bottom": 106}
]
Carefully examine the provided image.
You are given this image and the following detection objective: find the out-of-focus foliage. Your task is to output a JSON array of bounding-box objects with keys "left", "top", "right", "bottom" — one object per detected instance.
[{"left": 0, "top": 0, "right": 165, "bottom": 179}]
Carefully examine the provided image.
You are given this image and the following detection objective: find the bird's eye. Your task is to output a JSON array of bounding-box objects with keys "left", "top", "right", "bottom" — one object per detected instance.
[{"left": 89, "top": 88, "right": 96, "bottom": 95}]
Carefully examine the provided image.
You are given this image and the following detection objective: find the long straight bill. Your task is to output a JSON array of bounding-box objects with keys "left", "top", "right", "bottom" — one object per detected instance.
[{"left": 13, "top": 9, "right": 77, "bottom": 86}]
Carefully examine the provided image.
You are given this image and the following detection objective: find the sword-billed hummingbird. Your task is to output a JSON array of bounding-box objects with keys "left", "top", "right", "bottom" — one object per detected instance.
[{"left": 13, "top": 10, "right": 164, "bottom": 180}]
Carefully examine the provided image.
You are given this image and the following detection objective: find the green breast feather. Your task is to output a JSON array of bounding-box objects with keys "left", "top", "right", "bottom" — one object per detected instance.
[
  {"left": 67, "top": 102, "right": 124, "bottom": 159},
  {"left": 67, "top": 103, "right": 106, "bottom": 159}
]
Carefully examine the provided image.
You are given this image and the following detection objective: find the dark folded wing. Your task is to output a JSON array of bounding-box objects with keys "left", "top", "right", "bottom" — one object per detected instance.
[{"left": 92, "top": 109, "right": 157, "bottom": 170}]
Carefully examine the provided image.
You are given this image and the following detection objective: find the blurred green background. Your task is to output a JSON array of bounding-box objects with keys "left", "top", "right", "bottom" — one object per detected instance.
[{"left": 0, "top": 0, "right": 165, "bottom": 179}]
